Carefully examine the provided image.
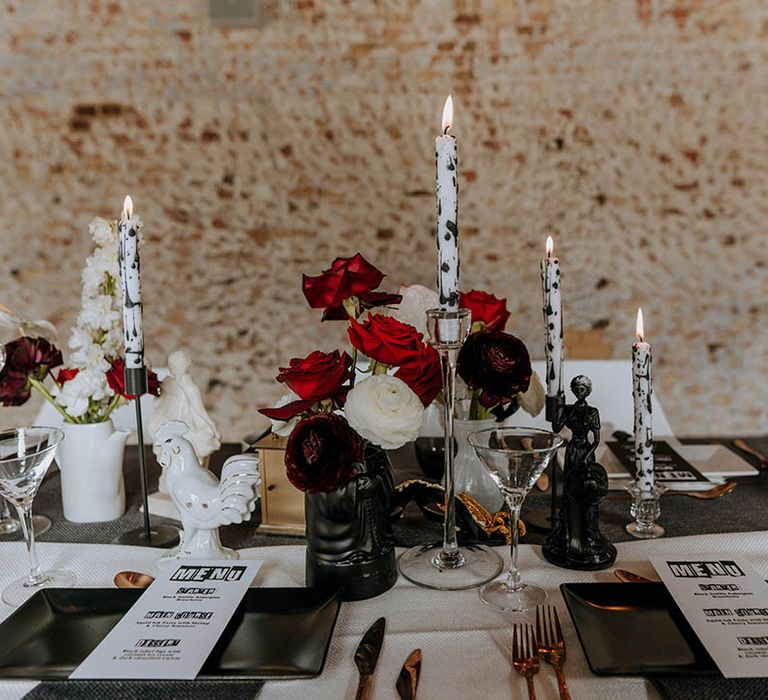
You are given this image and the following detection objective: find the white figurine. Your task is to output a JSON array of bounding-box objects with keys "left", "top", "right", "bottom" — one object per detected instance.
[
  {"left": 153, "top": 421, "right": 261, "bottom": 563},
  {"left": 149, "top": 350, "right": 221, "bottom": 463}
]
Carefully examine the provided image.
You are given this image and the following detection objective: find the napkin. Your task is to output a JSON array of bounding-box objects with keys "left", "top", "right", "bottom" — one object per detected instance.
[
  {"left": 23, "top": 680, "right": 263, "bottom": 700},
  {"left": 650, "top": 675, "right": 768, "bottom": 700}
]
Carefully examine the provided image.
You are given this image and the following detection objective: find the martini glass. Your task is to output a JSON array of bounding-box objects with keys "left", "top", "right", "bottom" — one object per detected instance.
[
  {"left": 398, "top": 308, "right": 503, "bottom": 590},
  {"left": 0, "top": 427, "right": 75, "bottom": 606},
  {"left": 469, "top": 427, "right": 563, "bottom": 612}
]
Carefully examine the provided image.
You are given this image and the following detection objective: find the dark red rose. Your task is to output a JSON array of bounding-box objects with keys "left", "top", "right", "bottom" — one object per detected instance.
[
  {"left": 259, "top": 350, "right": 353, "bottom": 422},
  {"left": 394, "top": 344, "right": 442, "bottom": 406},
  {"left": 284, "top": 413, "right": 364, "bottom": 493},
  {"left": 457, "top": 329, "right": 532, "bottom": 407},
  {"left": 0, "top": 337, "right": 63, "bottom": 406},
  {"left": 106, "top": 358, "right": 161, "bottom": 399},
  {"left": 348, "top": 315, "right": 425, "bottom": 367},
  {"left": 302, "top": 254, "right": 402, "bottom": 320},
  {"left": 56, "top": 368, "right": 79, "bottom": 384},
  {"left": 460, "top": 290, "right": 511, "bottom": 332}
]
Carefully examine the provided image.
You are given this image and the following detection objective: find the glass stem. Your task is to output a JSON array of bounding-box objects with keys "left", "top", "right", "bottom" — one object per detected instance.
[
  {"left": 504, "top": 495, "right": 523, "bottom": 591},
  {"left": 440, "top": 347, "right": 459, "bottom": 561},
  {"left": 0, "top": 495, "right": 10, "bottom": 521},
  {"left": 17, "top": 506, "right": 43, "bottom": 586}
]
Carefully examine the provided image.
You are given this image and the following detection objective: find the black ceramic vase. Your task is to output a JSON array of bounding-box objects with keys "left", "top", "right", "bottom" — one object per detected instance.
[{"left": 304, "top": 446, "right": 398, "bottom": 601}]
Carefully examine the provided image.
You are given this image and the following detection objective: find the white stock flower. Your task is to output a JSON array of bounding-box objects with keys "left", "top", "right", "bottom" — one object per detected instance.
[
  {"left": 345, "top": 375, "right": 424, "bottom": 450},
  {"left": 78, "top": 294, "right": 120, "bottom": 331},
  {"left": 518, "top": 371, "right": 545, "bottom": 416},
  {"left": 55, "top": 369, "right": 105, "bottom": 417},
  {"left": 89, "top": 217, "right": 114, "bottom": 247},
  {"left": 269, "top": 390, "right": 303, "bottom": 437},
  {"left": 387, "top": 284, "right": 439, "bottom": 337}
]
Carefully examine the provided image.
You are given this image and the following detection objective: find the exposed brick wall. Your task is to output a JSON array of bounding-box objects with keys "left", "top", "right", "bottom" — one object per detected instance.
[{"left": 0, "top": 0, "right": 766, "bottom": 437}]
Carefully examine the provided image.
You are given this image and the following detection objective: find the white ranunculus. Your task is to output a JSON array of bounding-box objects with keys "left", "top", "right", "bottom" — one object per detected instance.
[
  {"left": 345, "top": 375, "right": 424, "bottom": 450},
  {"left": 387, "top": 284, "right": 439, "bottom": 337},
  {"left": 518, "top": 371, "right": 546, "bottom": 416},
  {"left": 269, "top": 390, "right": 303, "bottom": 437}
]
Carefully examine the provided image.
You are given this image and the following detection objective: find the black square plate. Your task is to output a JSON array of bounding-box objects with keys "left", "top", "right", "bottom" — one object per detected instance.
[
  {"left": 0, "top": 587, "right": 341, "bottom": 680},
  {"left": 560, "top": 582, "right": 718, "bottom": 676}
]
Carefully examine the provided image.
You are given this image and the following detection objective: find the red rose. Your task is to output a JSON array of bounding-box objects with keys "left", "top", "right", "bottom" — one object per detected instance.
[
  {"left": 259, "top": 350, "right": 353, "bottom": 422},
  {"left": 460, "top": 290, "right": 511, "bottom": 332},
  {"left": 56, "top": 368, "right": 79, "bottom": 384},
  {"left": 0, "top": 337, "right": 63, "bottom": 406},
  {"left": 106, "top": 358, "right": 161, "bottom": 399},
  {"left": 285, "top": 413, "right": 364, "bottom": 493},
  {"left": 348, "top": 315, "right": 425, "bottom": 367},
  {"left": 302, "top": 254, "right": 401, "bottom": 320},
  {"left": 394, "top": 344, "right": 442, "bottom": 406},
  {"left": 457, "top": 329, "right": 532, "bottom": 407}
]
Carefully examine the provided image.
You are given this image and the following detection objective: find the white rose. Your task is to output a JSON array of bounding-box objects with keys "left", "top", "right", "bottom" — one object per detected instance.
[
  {"left": 345, "top": 375, "right": 424, "bottom": 450},
  {"left": 269, "top": 390, "right": 303, "bottom": 437},
  {"left": 518, "top": 371, "right": 546, "bottom": 416},
  {"left": 386, "top": 284, "right": 439, "bottom": 337}
]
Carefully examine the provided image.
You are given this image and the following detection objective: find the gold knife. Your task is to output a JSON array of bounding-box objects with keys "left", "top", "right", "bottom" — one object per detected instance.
[
  {"left": 354, "top": 617, "right": 386, "bottom": 700},
  {"left": 396, "top": 648, "right": 422, "bottom": 700}
]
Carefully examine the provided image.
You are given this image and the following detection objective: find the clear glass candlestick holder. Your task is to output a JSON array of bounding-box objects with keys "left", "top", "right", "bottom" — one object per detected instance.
[
  {"left": 398, "top": 308, "right": 503, "bottom": 590},
  {"left": 625, "top": 482, "right": 667, "bottom": 539}
]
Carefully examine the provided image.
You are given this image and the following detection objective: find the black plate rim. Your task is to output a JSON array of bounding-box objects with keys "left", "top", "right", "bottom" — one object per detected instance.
[
  {"left": 560, "top": 582, "right": 719, "bottom": 678},
  {"left": 0, "top": 586, "right": 342, "bottom": 682}
]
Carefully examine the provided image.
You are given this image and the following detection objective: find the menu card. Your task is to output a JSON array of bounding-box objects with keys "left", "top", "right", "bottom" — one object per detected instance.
[
  {"left": 651, "top": 555, "right": 768, "bottom": 677},
  {"left": 607, "top": 440, "right": 710, "bottom": 485},
  {"left": 71, "top": 559, "right": 263, "bottom": 680}
]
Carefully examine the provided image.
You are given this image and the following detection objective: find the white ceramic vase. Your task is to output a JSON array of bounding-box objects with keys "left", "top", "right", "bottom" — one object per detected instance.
[
  {"left": 453, "top": 417, "right": 503, "bottom": 512},
  {"left": 56, "top": 420, "right": 132, "bottom": 522}
]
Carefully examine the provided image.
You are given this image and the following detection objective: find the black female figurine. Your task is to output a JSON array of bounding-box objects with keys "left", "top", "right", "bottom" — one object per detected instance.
[{"left": 542, "top": 375, "right": 616, "bottom": 570}]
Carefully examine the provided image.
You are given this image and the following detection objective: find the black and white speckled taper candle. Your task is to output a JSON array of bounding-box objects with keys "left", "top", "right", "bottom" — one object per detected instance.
[
  {"left": 118, "top": 195, "right": 145, "bottom": 372},
  {"left": 540, "top": 236, "right": 564, "bottom": 399},
  {"left": 632, "top": 308, "right": 654, "bottom": 493},
  {"left": 436, "top": 95, "right": 459, "bottom": 311}
]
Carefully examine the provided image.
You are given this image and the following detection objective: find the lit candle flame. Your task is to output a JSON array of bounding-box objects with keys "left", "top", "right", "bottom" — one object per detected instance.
[
  {"left": 123, "top": 195, "right": 133, "bottom": 220},
  {"left": 546, "top": 235, "right": 554, "bottom": 258},
  {"left": 441, "top": 95, "right": 453, "bottom": 134},
  {"left": 636, "top": 307, "right": 644, "bottom": 342}
]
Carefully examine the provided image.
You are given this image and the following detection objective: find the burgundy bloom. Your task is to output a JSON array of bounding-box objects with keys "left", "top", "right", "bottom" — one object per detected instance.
[
  {"left": 106, "top": 358, "right": 161, "bottom": 399},
  {"left": 460, "top": 290, "right": 511, "bottom": 332},
  {"left": 348, "top": 315, "right": 425, "bottom": 367},
  {"left": 284, "top": 413, "right": 364, "bottom": 493},
  {"left": 302, "top": 254, "right": 401, "bottom": 320},
  {"left": 259, "top": 350, "right": 353, "bottom": 422},
  {"left": 457, "top": 329, "right": 532, "bottom": 408},
  {"left": 0, "top": 337, "right": 63, "bottom": 406}
]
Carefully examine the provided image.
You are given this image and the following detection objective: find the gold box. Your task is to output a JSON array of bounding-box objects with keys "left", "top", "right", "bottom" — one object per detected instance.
[{"left": 254, "top": 433, "right": 305, "bottom": 535}]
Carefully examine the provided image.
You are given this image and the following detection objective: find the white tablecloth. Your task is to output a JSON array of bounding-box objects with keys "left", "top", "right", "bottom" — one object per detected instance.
[{"left": 1, "top": 531, "right": 767, "bottom": 700}]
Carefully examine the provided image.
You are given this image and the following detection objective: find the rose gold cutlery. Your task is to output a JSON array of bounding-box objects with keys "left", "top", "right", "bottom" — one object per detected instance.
[
  {"left": 114, "top": 570, "right": 155, "bottom": 589},
  {"left": 512, "top": 623, "right": 540, "bottom": 700},
  {"left": 395, "top": 648, "right": 421, "bottom": 700},
  {"left": 536, "top": 606, "right": 571, "bottom": 700},
  {"left": 613, "top": 568, "right": 654, "bottom": 583},
  {"left": 354, "top": 617, "right": 386, "bottom": 700},
  {"left": 732, "top": 439, "right": 768, "bottom": 468},
  {"left": 609, "top": 481, "right": 736, "bottom": 500}
]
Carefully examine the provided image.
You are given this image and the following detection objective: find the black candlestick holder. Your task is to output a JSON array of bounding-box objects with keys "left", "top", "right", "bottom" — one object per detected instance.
[{"left": 112, "top": 367, "right": 179, "bottom": 548}]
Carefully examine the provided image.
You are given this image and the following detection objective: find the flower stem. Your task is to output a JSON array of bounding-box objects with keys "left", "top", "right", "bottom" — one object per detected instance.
[
  {"left": 350, "top": 347, "right": 358, "bottom": 389},
  {"left": 28, "top": 377, "right": 77, "bottom": 423}
]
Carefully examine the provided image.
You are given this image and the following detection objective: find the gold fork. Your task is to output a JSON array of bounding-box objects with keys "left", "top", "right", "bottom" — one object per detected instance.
[
  {"left": 536, "top": 606, "right": 571, "bottom": 700},
  {"left": 512, "top": 623, "right": 540, "bottom": 700}
]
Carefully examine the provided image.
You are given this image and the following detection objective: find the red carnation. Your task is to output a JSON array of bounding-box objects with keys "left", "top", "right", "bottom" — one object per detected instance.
[
  {"left": 285, "top": 413, "right": 364, "bottom": 493},
  {"left": 348, "top": 315, "right": 425, "bottom": 367},
  {"left": 106, "top": 358, "right": 161, "bottom": 399},
  {"left": 0, "top": 337, "right": 63, "bottom": 406},
  {"left": 56, "top": 368, "right": 79, "bottom": 384},
  {"left": 302, "top": 254, "right": 401, "bottom": 320},
  {"left": 457, "top": 329, "right": 532, "bottom": 408},
  {"left": 460, "top": 290, "right": 511, "bottom": 332}
]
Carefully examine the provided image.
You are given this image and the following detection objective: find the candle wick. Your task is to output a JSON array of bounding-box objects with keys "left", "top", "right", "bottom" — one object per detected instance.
[{"left": 443, "top": 126, "right": 450, "bottom": 136}]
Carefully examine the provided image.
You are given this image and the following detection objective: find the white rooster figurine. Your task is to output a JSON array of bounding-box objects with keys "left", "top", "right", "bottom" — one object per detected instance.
[{"left": 153, "top": 421, "right": 261, "bottom": 563}]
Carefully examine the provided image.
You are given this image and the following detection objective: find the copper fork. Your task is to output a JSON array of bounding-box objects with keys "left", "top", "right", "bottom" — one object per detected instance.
[
  {"left": 536, "top": 606, "right": 571, "bottom": 700},
  {"left": 512, "top": 623, "right": 540, "bottom": 700}
]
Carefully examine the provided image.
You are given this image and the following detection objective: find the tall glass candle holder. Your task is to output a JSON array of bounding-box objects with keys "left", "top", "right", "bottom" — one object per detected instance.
[{"left": 398, "top": 308, "right": 503, "bottom": 590}]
